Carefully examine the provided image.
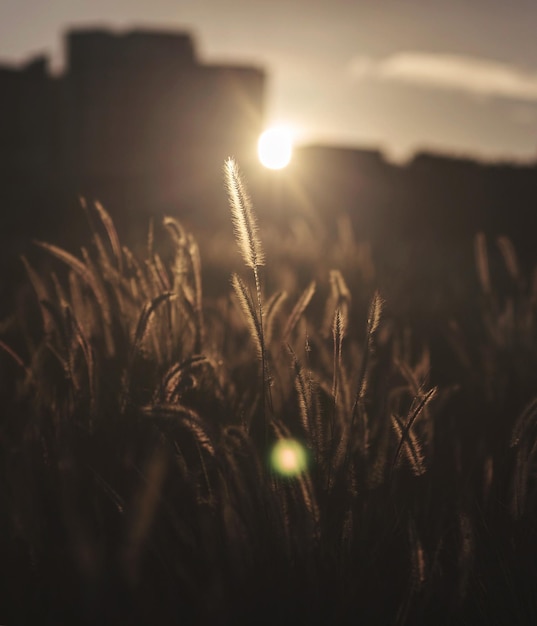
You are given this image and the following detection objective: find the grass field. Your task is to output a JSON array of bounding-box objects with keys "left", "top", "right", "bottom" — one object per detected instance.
[{"left": 1, "top": 159, "right": 537, "bottom": 625}]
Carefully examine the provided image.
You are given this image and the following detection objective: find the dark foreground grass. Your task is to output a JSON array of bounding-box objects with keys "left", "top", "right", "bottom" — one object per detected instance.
[{"left": 1, "top": 161, "right": 537, "bottom": 625}]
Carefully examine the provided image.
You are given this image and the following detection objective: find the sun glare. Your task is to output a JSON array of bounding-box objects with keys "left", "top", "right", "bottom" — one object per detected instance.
[
  {"left": 270, "top": 439, "right": 308, "bottom": 477},
  {"left": 258, "top": 126, "right": 293, "bottom": 169}
]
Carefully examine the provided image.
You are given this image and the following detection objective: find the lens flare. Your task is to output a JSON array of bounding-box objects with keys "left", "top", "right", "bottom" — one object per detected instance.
[
  {"left": 270, "top": 439, "right": 308, "bottom": 477},
  {"left": 258, "top": 126, "right": 293, "bottom": 169}
]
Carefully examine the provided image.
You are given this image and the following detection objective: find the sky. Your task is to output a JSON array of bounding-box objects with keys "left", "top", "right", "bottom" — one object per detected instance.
[{"left": 2, "top": 0, "right": 537, "bottom": 162}]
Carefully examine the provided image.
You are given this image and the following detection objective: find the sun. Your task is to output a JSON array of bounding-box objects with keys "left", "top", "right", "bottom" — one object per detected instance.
[{"left": 257, "top": 125, "right": 293, "bottom": 169}]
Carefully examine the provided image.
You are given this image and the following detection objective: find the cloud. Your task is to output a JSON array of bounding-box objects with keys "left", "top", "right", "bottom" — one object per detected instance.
[{"left": 349, "top": 52, "right": 537, "bottom": 102}]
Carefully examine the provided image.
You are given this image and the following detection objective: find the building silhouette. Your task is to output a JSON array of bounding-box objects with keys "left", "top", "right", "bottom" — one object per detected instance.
[
  {"left": 0, "top": 28, "right": 265, "bottom": 240},
  {"left": 2, "top": 27, "right": 537, "bottom": 314}
]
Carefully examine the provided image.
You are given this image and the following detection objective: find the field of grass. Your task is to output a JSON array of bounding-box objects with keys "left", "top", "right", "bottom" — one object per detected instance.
[{"left": 1, "top": 159, "right": 537, "bottom": 625}]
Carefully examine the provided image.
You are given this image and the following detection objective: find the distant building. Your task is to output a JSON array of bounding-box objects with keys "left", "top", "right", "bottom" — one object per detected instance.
[
  {"left": 0, "top": 28, "right": 266, "bottom": 235},
  {"left": 2, "top": 27, "right": 537, "bottom": 310}
]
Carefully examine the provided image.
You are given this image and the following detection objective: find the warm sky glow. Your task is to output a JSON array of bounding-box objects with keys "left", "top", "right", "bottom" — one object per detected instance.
[
  {"left": 2, "top": 1, "right": 537, "bottom": 161},
  {"left": 258, "top": 126, "right": 293, "bottom": 169}
]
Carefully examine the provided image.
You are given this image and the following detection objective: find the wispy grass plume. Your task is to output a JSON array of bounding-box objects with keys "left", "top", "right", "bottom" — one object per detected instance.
[
  {"left": 231, "top": 273, "right": 263, "bottom": 360},
  {"left": 391, "top": 387, "right": 436, "bottom": 476},
  {"left": 225, "top": 158, "right": 270, "bottom": 426},
  {"left": 282, "top": 280, "right": 316, "bottom": 344},
  {"left": 224, "top": 158, "right": 264, "bottom": 271}
]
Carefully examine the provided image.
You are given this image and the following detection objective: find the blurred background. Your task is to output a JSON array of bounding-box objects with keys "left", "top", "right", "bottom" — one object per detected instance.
[
  {"left": 1, "top": 1, "right": 537, "bottom": 315},
  {"left": 4, "top": 7, "right": 537, "bottom": 623}
]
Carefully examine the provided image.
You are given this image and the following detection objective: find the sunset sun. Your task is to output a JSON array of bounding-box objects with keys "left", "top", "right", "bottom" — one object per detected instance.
[{"left": 257, "top": 125, "right": 293, "bottom": 169}]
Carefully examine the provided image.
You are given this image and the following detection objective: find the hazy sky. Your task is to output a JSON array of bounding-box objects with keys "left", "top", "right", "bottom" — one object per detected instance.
[{"left": 2, "top": 0, "right": 537, "bottom": 161}]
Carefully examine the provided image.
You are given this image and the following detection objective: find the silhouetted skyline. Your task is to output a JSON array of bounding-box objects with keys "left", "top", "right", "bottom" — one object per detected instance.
[
  {"left": 0, "top": 27, "right": 266, "bottom": 248},
  {"left": 2, "top": 1, "right": 537, "bottom": 162},
  {"left": 2, "top": 26, "right": 537, "bottom": 269}
]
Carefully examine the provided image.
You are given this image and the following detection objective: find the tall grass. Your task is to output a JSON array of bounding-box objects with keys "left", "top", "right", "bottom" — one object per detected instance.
[{"left": 1, "top": 165, "right": 537, "bottom": 624}]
